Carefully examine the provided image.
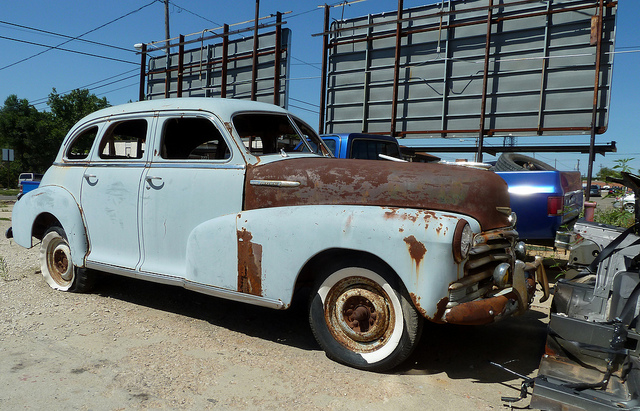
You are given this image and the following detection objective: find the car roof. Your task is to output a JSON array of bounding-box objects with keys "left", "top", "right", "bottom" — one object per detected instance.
[{"left": 76, "top": 97, "right": 290, "bottom": 125}]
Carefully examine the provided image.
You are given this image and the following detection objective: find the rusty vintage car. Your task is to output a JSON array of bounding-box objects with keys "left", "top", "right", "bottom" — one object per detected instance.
[{"left": 8, "top": 98, "right": 544, "bottom": 371}]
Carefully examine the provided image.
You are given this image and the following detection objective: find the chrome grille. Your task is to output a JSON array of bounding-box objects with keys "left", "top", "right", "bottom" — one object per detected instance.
[{"left": 449, "top": 228, "right": 517, "bottom": 304}]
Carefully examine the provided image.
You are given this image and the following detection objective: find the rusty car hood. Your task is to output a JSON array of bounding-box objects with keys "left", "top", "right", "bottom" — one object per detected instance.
[{"left": 244, "top": 158, "right": 511, "bottom": 230}]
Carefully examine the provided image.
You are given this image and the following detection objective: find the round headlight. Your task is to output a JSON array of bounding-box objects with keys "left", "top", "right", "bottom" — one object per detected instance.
[
  {"left": 509, "top": 211, "right": 517, "bottom": 227},
  {"left": 453, "top": 219, "right": 473, "bottom": 263}
]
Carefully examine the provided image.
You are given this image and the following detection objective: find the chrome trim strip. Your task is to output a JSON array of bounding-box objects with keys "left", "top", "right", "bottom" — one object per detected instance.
[
  {"left": 85, "top": 261, "right": 285, "bottom": 310},
  {"left": 249, "top": 179, "right": 301, "bottom": 187}
]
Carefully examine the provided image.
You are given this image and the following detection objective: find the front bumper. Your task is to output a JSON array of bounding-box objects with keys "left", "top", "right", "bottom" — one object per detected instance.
[{"left": 443, "top": 256, "right": 548, "bottom": 325}]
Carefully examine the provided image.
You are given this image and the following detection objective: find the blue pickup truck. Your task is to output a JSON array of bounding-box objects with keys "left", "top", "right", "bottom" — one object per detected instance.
[{"left": 321, "top": 133, "right": 583, "bottom": 244}]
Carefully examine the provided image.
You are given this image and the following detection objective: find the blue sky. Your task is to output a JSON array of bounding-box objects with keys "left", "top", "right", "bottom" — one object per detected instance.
[{"left": 1, "top": 0, "right": 638, "bottom": 174}]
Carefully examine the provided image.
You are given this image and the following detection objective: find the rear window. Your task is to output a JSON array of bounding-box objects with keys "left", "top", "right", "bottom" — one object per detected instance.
[{"left": 351, "top": 139, "right": 401, "bottom": 160}]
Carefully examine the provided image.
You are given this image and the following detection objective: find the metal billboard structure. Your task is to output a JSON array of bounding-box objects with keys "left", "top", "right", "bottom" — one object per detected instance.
[
  {"left": 319, "top": 0, "right": 617, "bottom": 160},
  {"left": 138, "top": 12, "right": 290, "bottom": 107}
]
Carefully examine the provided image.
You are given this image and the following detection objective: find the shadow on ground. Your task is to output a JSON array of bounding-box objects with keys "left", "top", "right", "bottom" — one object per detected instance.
[{"left": 95, "top": 273, "right": 548, "bottom": 383}]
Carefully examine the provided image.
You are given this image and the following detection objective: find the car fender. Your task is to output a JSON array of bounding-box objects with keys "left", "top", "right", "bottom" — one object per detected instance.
[
  {"left": 11, "top": 185, "right": 88, "bottom": 267},
  {"left": 185, "top": 205, "right": 479, "bottom": 318}
]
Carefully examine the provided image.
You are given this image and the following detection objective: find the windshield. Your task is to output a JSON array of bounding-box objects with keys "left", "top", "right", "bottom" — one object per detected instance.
[{"left": 232, "top": 113, "right": 329, "bottom": 156}]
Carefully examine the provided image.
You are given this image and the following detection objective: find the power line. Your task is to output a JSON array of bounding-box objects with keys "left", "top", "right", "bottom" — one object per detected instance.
[
  {"left": 0, "top": 0, "right": 157, "bottom": 72},
  {"left": 165, "top": 0, "right": 222, "bottom": 28},
  {"left": 0, "top": 35, "right": 138, "bottom": 66},
  {"left": 0, "top": 20, "right": 135, "bottom": 53},
  {"left": 31, "top": 69, "right": 140, "bottom": 106}
]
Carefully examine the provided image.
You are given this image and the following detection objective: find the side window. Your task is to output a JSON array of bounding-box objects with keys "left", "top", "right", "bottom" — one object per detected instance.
[
  {"left": 351, "top": 139, "right": 401, "bottom": 160},
  {"left": 161, "top": 117, "right": 230, "bottom": 160},
  {"left": 66, "top": 126, "right": 99, "bottom": 160},
  {"left": 233, "top": 113, "right": 303, "bottom": 155},
  {"left": 99, "top": 119, "right": 147, "bottom": 160}
]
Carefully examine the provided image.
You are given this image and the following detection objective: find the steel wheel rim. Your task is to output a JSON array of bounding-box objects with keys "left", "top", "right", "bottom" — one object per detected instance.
[
  {"left": 47, "top": 237, "right": 73, "bottom": 286},
  {"left": 324, "top": 276, "right": 395, "bottom": 353}
]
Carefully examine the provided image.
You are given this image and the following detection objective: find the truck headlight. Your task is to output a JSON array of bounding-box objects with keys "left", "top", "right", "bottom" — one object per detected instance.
[{"left": 453, "top": 219, "right": 473, "bottom": 263}]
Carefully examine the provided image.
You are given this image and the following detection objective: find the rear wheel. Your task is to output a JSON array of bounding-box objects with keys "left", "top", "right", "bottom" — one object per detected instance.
[
  {"left": 624, "top": 202, "right": 635, "bottom": 213},
  {"left": 309, "top": 260, "right": 422, "bottom": 371},
  {"left": 40, "top": 226, "right": 94, "bottom": 292}
]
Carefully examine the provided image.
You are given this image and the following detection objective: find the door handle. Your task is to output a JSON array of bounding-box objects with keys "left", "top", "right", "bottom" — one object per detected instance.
[
  {"left": 145, "top": 175, "right": 163, "bottom": 189},
  {"left": 83, "top": 173, "right": 98, "bottom": 185}
]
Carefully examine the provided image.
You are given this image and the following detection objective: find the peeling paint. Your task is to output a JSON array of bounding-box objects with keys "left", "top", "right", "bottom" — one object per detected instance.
[
  {"left": 244, "top": 158, "right": 512, "bottom": 230},
  {"left": 237, "top": 228, "right": 262, "bottom": 296},
  {"left": 403, "top": 235, "right": 427, "bottom": 271}
]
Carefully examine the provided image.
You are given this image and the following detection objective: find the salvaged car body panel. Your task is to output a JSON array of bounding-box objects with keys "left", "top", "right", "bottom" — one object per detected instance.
[
  {"left": 531, "top": 173, "right": 640, "bottom": 410},
  {"left": 9, "top": 97, "right": 537, "bottom": 370}
]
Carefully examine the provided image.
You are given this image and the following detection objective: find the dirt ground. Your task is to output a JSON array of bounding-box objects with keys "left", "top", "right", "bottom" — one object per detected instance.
[{"left": 0, "top": 201, "right": 552, "bottom": 410}]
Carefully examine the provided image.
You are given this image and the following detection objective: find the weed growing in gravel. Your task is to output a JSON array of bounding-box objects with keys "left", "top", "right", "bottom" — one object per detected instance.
[{"left": 0, "top": 256, "right": 8, "bottom": 281}]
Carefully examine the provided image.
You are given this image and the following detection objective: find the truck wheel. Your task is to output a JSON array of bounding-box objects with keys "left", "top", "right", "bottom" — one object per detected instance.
[
  {"left": 40, "top": 226, "right": 94, "bottom": 293},
  {"left": 494, "top": 153, "right": 556, "bottom": 171},
  {"left": 309, "top": 261, "right": 422, "bottom": 371}
]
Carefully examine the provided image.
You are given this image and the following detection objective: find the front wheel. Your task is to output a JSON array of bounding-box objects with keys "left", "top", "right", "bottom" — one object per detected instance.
[
  {"left": 309, "top": 260, "right": 423, "bottom": 371},
  {"left": 624, "top": 202, "right": 635, "bottom": 213},
  {"left": 40, "top": 226, "right": 94, "bottom": 292}
]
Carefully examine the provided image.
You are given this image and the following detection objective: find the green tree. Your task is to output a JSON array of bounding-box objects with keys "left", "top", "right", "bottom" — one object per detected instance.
[
  {"left": 0, "top": 95, "right": 53, "bottom": 186},
  {"left": 47, "top": 88, "right": 109, "bottom": 145},
  {"left": 0, "top": 90, "right": 110, "bottom": 187},
  {"left": 596, "top": 166, "right": 619, "bottom": 181}
]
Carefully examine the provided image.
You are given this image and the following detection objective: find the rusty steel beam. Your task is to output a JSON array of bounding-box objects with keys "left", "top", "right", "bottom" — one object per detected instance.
[
  {"left": 273, "top": 12, "right": 282, "bottom": 106},
  {"left": 251, "top": 0, "right": 260, "bottom": 101},
  {"left": 177, "top": 34, "right": 184, "bottom": 97},
  {"left": 390, "top": 0, "right": 403, "bottom": 138},
  {"left": 400, "top": 141, "right": 616, "bottom": 156},
  {"left": 586, "top": 0, "right": 605, "bottom": 201},
  {"left": 319, "top": 4, "right": 330, "bottom": 134},
  {"left": 221, "top": 24, "right": 229, "bottom": 98},
  {"left": 477, "top": 0, "right": 493, "bottom": 163},
  {"left": 138, "top": 43, "right": 146, "bottom": 101}
]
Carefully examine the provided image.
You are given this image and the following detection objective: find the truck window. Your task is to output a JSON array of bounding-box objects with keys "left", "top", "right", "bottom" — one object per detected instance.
[
  {"left": 351, "top": 139, "right": 401, "bottom": 160},
  {"left": 160, "top": 117, "right": 230, "bottom": 160},
  {"left": 99, "top": 119, "right": 147, "bottom": 160},
  {"left": 66, "top": 126, "right": 99, "bottom": 160}
]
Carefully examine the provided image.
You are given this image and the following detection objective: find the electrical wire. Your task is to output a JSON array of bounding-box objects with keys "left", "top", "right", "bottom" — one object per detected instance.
[
  {"left": 0, "top": 35, "right": 138, "bottom": 66},
  {"left": 30, "top": 69, "right": 140, "bottom": 106},
  {"left": 0, "top": 0, "right": 156, "bottom": 72},
  {"left": 164, "top": 0, "right": 222, "bottom": 28},
  {"left": 0, "top": 20, "right": 135, "bottom": 53}
]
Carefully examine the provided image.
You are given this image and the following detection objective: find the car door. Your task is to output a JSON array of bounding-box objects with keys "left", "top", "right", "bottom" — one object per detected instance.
[
  {"left": 138, "top": 113, "right": 245, "bottom": 283},
  {"left": 81, "top": 116, "right": 150, "bottom": 270}
]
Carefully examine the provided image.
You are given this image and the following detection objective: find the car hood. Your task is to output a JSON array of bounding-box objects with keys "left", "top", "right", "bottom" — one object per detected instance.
[{"left": 244, "top": 158, "right": 511, "bottom": 230}]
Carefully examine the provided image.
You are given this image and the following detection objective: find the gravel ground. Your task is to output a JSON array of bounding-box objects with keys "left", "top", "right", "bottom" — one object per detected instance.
[{"left": 0, "top": 201, "right": 551, "bottom": 410}]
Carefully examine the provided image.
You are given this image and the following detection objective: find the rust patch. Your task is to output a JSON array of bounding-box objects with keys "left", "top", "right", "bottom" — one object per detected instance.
[
  {"left": 411, "top": 294, "right": 449, "bottom": 323},
  {"left": 244, "top": 158, "right": 512, "bottom": 230},
  {"left": 430, "top": 297, "right": 449, "bottom": 323},
  {"left": 444, "top": 293, "right": 513, "bottom": 325},
  {"left": 410, "top": 293, "right": 427, "bottom": 317},
  {"left": 237, "top": 228, "right": 262, "bottom": 296},
  {"left": 403, "top": 235, "right": 426, "bottom": 270}
]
